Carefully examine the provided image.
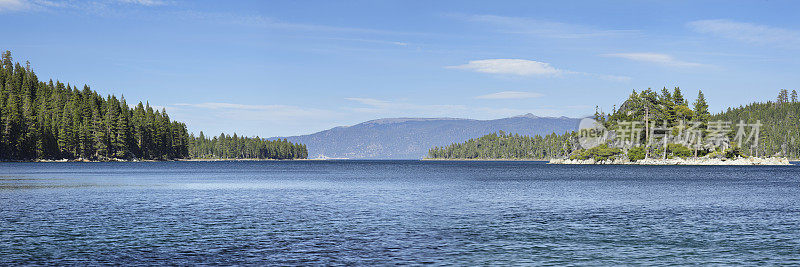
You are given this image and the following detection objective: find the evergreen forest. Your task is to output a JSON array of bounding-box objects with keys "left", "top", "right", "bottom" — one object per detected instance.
[{"left": 0, "top": 51, "right": 307, "bottom": 161}]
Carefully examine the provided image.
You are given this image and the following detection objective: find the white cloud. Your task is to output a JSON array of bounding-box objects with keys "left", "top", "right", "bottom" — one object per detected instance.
[
  {"left": 460, "top": 14, "right": 637, "bottom": 39},
  {"left": 475, "top": 91, "right": 543, "bottom": 99},
  {"left": 603, "top": 53, "right": 705, "bottom": 67},
  {"left": 688, "top": 19, "right": 800, "bottom": 48},
  {"left": 447, "top": 59, "right": 562, "bottom": 76},
  {"left": 447, "top": 58, "right": 631, "bottom": 81}
]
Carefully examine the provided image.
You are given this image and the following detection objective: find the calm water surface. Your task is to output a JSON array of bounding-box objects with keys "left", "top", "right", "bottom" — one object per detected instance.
[{"left": 1, "top": 161, "right": 799, "bottom": 265}]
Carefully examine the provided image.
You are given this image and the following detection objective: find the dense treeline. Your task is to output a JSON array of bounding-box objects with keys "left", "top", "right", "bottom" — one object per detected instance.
[
  {"left": 0, "top": 51, "right": 307, "bottom": 161},
  {"left": 0, "top": 51, "right": 190, "bottom": 160},
  {"left": 427, "top": 131, "right": 576, "bottom": 159},
  {"left": 712, "top": 89, "right": 800, "bottom": 158},
  {"left": 190, "top": 132, "right": 308, "bottom": 159}
]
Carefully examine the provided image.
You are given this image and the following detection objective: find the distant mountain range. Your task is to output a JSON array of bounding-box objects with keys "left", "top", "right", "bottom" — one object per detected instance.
[{"left": 272, "top": 114, "right": 581, "bottom": 159}]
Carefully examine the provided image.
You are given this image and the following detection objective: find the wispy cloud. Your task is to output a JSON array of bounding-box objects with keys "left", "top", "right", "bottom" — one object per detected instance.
[
  {"left": 0, "top": 0, "right": 169, "bottom": 14},
  {"left": 688, "top": 19, "right": 800, "bottom": 48},
  {"left": 602, "top": 53, "right": 706, "bottom": 67},
  {"left": 344, "top": 97, "right": 468, "bottom": 115},
  {"left": 326, "top": 37, "right": 409, "bottom": 46},
  {"left": 459, "top": 14, "right": 637, "bottom": 39},
  {"left": 582, "top": 73, "right": 632, "bottom": 82},
  {"left": 344, "top": 97, "right": 578, "bottom": 119},
  {"left": 172, "top": 102, "right": 335, "bottom": 122},
  {"left": 174, "top": 10, "right": 416, "bottom": 36},
  {"left": 475, "top": 91, "right": 543, "bottom": 99},
  {"left": 175, "top": 102, "right": 284, "bottom": 110},
  {"left": 5, "top": 1, "right": 411, "bottom": 37},
  {"left": 169, "top": 102, "right": 343, "bottom": 137},
  {"left": 447, "top": 59, "right": 562, "bottom": 76},
  {"left": 0, "top": 0, "right": 29, "bottom": 11},
  {"left": 118, "top": 0, "right": 168, "bottom": 6},
  {"left": 447, "top": 58, "right": 630, "bottom": 81},
  {"left": 344, "top": 98, "right": 392, "bottom": 107}
]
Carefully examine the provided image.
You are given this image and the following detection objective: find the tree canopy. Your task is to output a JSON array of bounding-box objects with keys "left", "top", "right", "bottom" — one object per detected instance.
[{"left": 427, "top": 131, "right": 577, "bottom": 160}]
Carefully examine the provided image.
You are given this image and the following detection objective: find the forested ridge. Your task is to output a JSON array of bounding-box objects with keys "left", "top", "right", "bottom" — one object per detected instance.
[
  {"left": 427, "top": 131, "right": 576, "bottom": 159},
  {"left": 0, "top": 51, "right": 306, "bottom": 161},
  {"left": 190, "top": 132, "right": 308, "bottom": 160},
  {"left": 428, "top": 87, "right": 800, "bottom": 160}
]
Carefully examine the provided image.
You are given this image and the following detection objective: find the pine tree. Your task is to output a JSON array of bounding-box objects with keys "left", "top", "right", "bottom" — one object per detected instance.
[
  {"left": 778, "top": 89, "right": 789, "bottom": 104},
  {"left": 693, "top": 90, "right": 710, "bottom": 123},
  {"left": 21, "top": 84, "right": 37, "bottom": 158},
  {"left": 672, "top": 87, "right": 686, "bottom": 105},
  {"left": 2, "top": 51, "right": 12, "bottom": 71},
  {"left": 92, "top": 108, "right": 107, "bottom": 158},
  {"left": 115, "top": 96, "right": 130, "bottom": 158},
  {"left": 58, "top": 108, "right": 75, "bottom": 157},
  {"left": 660, "top": 87, "right": 675, "bottom": 124},
  {"left": 4, "top": 83, "right": 21, "bottom": 158}
]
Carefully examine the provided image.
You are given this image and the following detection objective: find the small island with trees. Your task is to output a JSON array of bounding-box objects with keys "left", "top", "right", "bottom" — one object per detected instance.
[{"left": 428, "top": 87, "right": 797, "bottom": 165}]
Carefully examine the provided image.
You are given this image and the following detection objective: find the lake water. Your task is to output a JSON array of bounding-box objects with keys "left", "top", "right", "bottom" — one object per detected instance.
[{"left": 1, "top": 161, "right": 799, "bottom": 265}]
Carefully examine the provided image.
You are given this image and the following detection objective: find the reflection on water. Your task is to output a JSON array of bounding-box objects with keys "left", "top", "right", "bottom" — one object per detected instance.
[{"left": 1, "top": 161, "right": 799, "bottom": 265}]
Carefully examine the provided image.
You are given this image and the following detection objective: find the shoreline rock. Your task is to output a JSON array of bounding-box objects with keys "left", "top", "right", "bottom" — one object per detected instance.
[{"left": 548, "top": 157, "right": 792, "bottom": 165}]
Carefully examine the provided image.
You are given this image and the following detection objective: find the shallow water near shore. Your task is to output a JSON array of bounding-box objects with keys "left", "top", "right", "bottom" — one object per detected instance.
[{"left": 1, "top": 161, "right": 799, "bottom": 265}]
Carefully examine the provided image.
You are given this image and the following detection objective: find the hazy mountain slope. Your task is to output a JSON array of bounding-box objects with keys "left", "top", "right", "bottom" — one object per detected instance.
[{"left": 273, "top": 114, "right": 581, "bottom": 159}]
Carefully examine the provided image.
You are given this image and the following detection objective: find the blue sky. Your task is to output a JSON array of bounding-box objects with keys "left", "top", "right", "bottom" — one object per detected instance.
[{"left": 1, "top": 0, "right": 799, "bottom": 137}]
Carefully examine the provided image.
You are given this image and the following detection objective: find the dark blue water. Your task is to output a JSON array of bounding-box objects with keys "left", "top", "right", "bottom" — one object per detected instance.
[{"left": 1, "top": 161, "right": 799, "bottom": 265}]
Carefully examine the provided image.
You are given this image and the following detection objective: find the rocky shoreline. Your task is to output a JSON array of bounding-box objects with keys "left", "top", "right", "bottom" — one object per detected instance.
[{"left": 549, "top": 157, "right": 792, "bottom": 165}]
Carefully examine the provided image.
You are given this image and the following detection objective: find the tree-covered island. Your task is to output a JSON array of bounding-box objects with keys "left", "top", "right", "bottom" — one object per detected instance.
[{"left": 428, "top": 87, "right": 798, "bottom": 164}]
